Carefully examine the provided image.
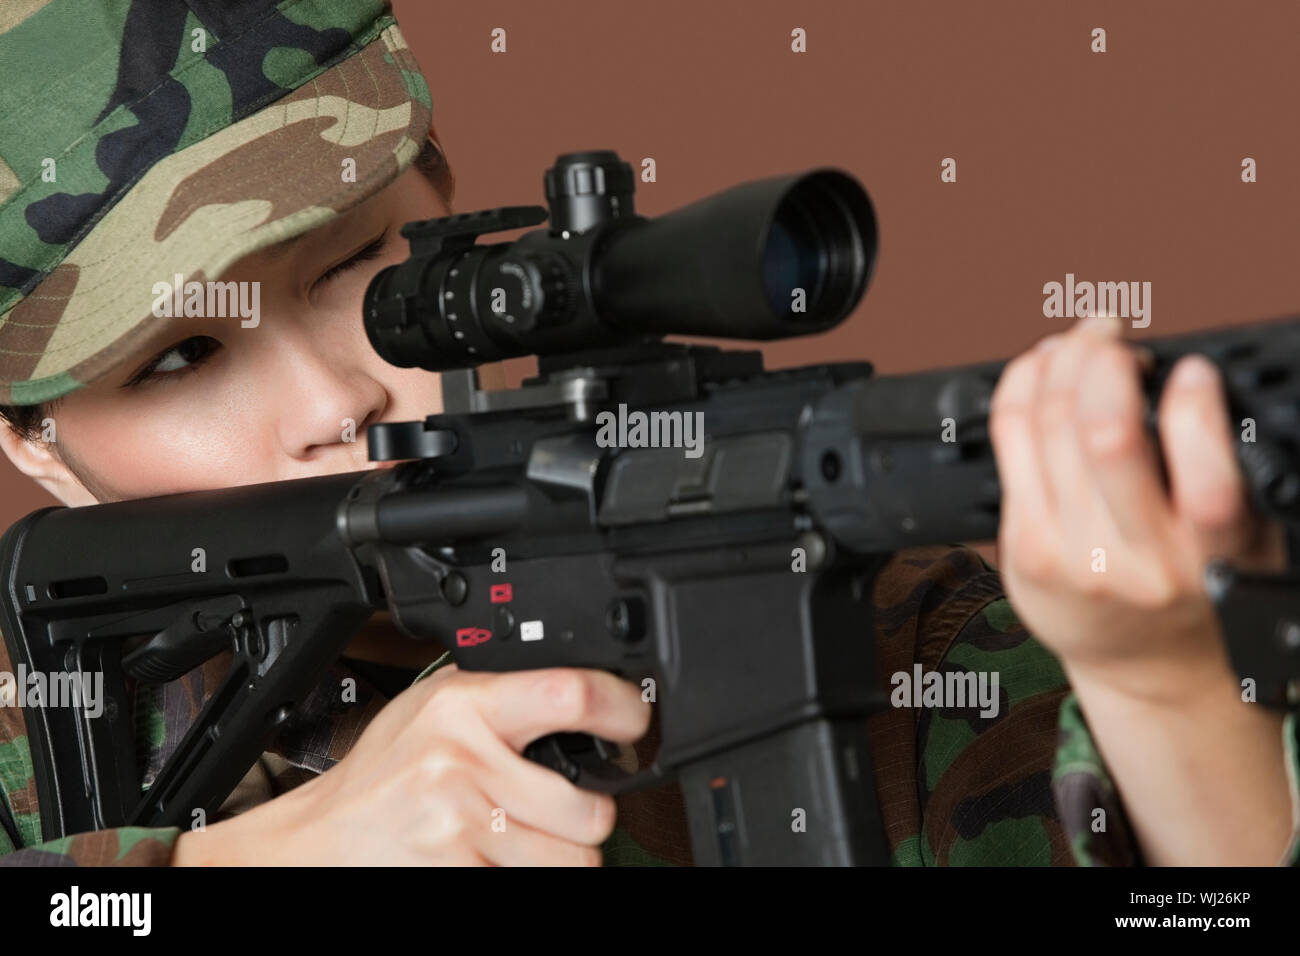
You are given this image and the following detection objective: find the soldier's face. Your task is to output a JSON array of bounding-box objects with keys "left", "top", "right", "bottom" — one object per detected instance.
[{"left": 3, "top": 165, "right": 455, "bottom": 505}]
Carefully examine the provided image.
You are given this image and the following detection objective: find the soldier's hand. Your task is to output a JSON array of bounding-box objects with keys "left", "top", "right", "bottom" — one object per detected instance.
[
  {"left": 173, "top": 665, "right": 650, "bottom": 865},
  {"left": 988, "top": 316, "right": 1287, "bottom": 704}
]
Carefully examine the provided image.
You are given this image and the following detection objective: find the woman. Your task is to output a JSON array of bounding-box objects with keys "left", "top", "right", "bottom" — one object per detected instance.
[{"left": 0, "top": 0, "right": 1292, "bottom": 866}]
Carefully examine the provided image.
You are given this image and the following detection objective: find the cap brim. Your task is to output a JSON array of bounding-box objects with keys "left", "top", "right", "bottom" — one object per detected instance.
[{"left": 0, "top": 23, "right": 431, "bottom": 404}]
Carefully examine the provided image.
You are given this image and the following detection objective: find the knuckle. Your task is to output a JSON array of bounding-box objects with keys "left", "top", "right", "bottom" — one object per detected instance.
[
  {"left": 1069, "top": 563, "right": 1109, "bottom": 598},
  {"left": 1080, "top": 412, "right": 1146, "bottom": 460},
  {"left": 1038, "top": 389, "right": 1077, "bottom": 428},
  {"left": 434, "top": 812, "right": 481, "bottom": 851},
  {"left": 415, "top": 820, "right": 483, "bottom": 863},
  {"left": 1130, "top": 572, "right": 1181, "bottom": 611},
  {"left": 418, "top": 787, "right": 486, "bottom": 856},
  {"left": 446, "top": 786, "right": 493, "bottom": 840},
  {"left": 1004, "top": 527, "right": 1058, "bottom": 583},
  {"left": 537, "top": 671, "right": 596, "bottom": 726},
  {"left": 1017, "top": 543, "right": 1059, "bottom": 584},
  {"left": 418, "top": 740, "right": 477, "bottom": 791}
]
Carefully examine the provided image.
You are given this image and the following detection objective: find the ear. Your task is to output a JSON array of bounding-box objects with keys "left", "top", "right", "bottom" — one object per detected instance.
[{"left": 0, "top": 422, "right": 97, "bottom": 506}]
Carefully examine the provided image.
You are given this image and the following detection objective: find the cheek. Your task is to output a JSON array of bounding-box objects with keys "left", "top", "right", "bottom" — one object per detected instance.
[
  {"left": 59, "top": 391, "right": 281, "bottom": 497},
  {"left": 60, "top": 366, "right": 443, "bottom": 499},
  {"left": 55, "top": 321, "right": 449, "bottom": 499}
]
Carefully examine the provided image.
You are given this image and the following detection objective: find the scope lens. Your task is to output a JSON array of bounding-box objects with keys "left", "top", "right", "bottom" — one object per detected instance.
[{"left": 763, "top": 197, "right": 827, "bottom": 318}]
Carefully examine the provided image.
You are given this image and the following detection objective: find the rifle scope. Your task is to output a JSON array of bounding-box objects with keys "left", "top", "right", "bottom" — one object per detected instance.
[{"left": 363, "top": 150, "right": 877, "bottom": 370}]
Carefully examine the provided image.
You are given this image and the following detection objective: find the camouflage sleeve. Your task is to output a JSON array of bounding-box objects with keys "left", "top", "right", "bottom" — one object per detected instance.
[
  {"left": 0, "top": 633, "right": 181, "bottom": 866},
  {"left": 866, "top": 545, "right": 1080, "bottom": 865},
  {"left": 0, "top": 826, "right": 180, "bottom": 867},
  {"left": 1050, "top": 693, "right": 1143, "bottom": 866},
  {"left": 1053, "top": 691, "right": 1300, "bottom": 867},
  {"left": 1285, "top": 713, "right": 1300, "bottom": 865}
]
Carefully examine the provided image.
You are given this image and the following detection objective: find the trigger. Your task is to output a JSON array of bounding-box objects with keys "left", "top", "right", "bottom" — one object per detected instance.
[
  {"left": 526, "top": 732, "right": 624, "bottom": 785},
  {"left": 524, "top": 732, "right": 671, "bottom": 794}
]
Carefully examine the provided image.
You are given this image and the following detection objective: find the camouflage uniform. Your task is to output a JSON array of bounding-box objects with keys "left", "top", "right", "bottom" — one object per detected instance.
[{"left": 1, "top": 2, "right": 1298, "bottom": 866}]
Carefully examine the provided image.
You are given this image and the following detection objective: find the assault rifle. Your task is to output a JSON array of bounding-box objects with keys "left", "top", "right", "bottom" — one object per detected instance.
[{"left": 2, "top": 151, "right": 1297, "bottom": 865}]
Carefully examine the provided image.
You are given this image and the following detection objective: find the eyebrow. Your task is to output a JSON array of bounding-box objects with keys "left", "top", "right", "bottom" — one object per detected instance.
[{"left": 255, "top": 230, "right": 315, "bottom": 264}]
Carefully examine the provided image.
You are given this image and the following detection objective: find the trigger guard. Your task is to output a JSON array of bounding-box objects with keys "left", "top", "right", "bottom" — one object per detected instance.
[{"left": 524, "top": 732, "right": 667, "bottom": 794}]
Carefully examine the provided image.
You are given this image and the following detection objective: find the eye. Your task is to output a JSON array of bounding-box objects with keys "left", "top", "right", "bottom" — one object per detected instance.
[
  {"left": 312, "top": 230, "right": 388, "bottom": 292},
  {"left": 124, "top": 335, "right": 222, "bottom": 387}
]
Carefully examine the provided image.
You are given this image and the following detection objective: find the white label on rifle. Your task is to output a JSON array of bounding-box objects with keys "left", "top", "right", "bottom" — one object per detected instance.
[{"left": 521, "top": 620, "right": 544, "bottom": 642}]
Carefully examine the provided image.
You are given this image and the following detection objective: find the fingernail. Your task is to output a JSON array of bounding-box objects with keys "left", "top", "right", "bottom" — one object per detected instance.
[{"left": 1169, "top": 354, "right": 1219, "bottom": 388}]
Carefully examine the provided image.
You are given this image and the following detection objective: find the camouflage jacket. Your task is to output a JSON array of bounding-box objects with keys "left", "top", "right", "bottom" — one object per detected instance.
[{"left": 2, "top": 545, "right": 1297, "bottom": 866}]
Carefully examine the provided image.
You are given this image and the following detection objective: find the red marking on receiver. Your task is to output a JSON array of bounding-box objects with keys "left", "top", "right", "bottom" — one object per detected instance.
[{"left": 455, "top": 627, "right": 492, "bottom": 647}]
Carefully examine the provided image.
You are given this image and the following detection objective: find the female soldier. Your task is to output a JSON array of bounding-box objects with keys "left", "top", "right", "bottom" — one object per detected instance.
[{"left": 0, "top": 0, "right": 1292, "bottom": 866}]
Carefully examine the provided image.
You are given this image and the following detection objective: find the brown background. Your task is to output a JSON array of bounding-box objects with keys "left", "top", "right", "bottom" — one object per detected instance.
[{"left": 3, "top": 0, "right": 1297, "bottom": 526}]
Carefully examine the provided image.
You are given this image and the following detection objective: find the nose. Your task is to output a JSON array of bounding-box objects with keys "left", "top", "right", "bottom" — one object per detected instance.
[{"left": 275, "top": 342, "right": 389, "bottom": 464}]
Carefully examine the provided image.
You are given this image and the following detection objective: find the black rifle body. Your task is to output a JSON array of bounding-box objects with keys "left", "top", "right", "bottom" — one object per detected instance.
[{"left": 3, "top": 320, "right": 1299, "bottom": 865}]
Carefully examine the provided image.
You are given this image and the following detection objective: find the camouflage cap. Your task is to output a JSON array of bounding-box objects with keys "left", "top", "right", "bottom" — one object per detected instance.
[{"left": 0, "top": 0, "right": 433, "bottom": 405}]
